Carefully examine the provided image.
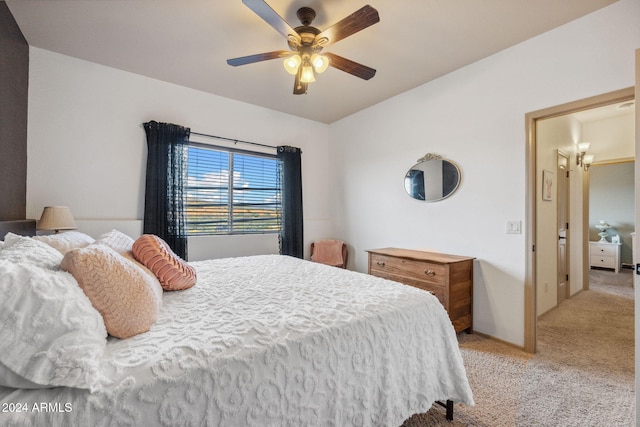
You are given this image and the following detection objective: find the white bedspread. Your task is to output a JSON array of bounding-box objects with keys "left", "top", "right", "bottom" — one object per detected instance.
[{"left": 0, "top": 255, "right": 473, "bottom": 426}]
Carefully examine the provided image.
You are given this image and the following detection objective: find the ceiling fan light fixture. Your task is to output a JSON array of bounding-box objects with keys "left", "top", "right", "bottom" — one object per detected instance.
[
  {"left": 228, "top": 3, "right": 380, "bottom": 95},
  {"left": 300, "top": 64, "right": 315, "bottom": 83},
  {"left": 283, "top": 54, "right": 302, "bottom": 75},
  {"left": 310, "top": 53, "right": 329, "bottom": 73}
]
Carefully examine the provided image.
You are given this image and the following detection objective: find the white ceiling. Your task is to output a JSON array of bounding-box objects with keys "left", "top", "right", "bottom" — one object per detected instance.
[
  {"left": 572, "top": 100, "right": 636, "bottom": 123},
  {"left": 7, "top": 0, "right": 619, "bottom": 124}
]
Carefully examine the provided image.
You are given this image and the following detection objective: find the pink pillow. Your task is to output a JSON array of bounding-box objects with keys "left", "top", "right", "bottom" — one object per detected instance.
[
  {"left": 132, "top": 235, "right": 197, "bottom": 291},
  {"left": 95, "top": 230, "right": 163, "bottom": 301},
  {"left": 61, "top": 245, "right": 162, "bottom": 339}
]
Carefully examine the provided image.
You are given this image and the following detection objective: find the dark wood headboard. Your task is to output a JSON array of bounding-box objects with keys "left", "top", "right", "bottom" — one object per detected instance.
[{"left": 0, "top": 219, "right": 36, "bottom": 237}]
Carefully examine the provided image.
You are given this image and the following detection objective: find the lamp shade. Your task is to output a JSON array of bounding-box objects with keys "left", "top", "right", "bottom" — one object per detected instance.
[
  {"left": 283, "top": 54, "right": 302, "bottom": 75},
  {"left": 37, "top": 206, "right": 77, "bottom": 232},
  {"left": 300, "top": 65, "right": 315, "bottom": 83},
  {"left": 310, "top": 54, "right": 329, "bottom": 73},
  {"left": 577, "top": 142, "right": 590, "bottom": 153}
]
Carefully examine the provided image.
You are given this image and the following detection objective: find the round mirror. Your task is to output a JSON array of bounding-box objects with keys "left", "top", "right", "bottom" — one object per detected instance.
[{"left": 404, "top": 154, "right": 461, "bottom": 202}]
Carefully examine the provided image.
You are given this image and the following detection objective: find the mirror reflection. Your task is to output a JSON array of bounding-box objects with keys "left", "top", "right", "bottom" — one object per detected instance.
[{"left": 404, "top": 154, "right": 461, "bottom": 202}]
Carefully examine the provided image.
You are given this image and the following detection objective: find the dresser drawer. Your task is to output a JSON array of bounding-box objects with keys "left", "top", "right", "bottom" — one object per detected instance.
[
  {"left": 590, "top": 245, "right": 617, "bottom": 257},
  {"left": 590, "top": 255, "right": 616, "bottom": 268},
  {"left": 369, "top": 253, "right": 446, "bottom": 285},
  {"left": 373, "top": 269, "right": 446, "bottom": 304}
]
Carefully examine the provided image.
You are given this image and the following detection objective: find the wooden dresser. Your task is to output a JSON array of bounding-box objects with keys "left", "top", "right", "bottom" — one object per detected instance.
[{"left": 367, "top": 248, "right": 474, "bottom": 333}]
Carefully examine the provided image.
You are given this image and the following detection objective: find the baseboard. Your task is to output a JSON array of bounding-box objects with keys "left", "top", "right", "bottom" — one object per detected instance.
[{"left": 460, "top": 330, "right": 526, "bottom": 352}]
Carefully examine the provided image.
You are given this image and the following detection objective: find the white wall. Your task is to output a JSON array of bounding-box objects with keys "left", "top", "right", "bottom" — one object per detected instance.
[
  {"left": 329, "top": 0, "right": 640, "bottom": 346},
  {"left": 26, "top": 48, "right": 332, "bottom": 261}
]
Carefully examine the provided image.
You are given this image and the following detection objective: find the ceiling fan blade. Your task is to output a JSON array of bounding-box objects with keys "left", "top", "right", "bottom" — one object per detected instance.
[
  {"left": 313, "top": 5, "right": 379, "bottom": 47},
  {"left": 293, "top": 69, "right": 308, "bottom": 95},
  {"left": 324, "top": 52, "right": 376, "bottom": 80},
  {"left": 227, "top": 50, "right": 291, "bottom": 66},
  {"left": 242, "top": 0, "right": 301, "bottom": 45}
]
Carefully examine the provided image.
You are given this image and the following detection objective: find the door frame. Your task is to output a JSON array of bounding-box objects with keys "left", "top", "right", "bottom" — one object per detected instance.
[
  {"left": 557, "top": 150, "right": 570, "bottom": 306},
  {"left": 634, "top": 48, "right": 639, "bottom": 427},
  {"left": 524, "top": 86, "right": 634, "bottom": 353}
]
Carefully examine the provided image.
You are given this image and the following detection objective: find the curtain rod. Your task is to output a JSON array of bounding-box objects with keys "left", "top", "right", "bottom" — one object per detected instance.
[{"left": 190, "top": 131, "right": 277, "bottom": 150}]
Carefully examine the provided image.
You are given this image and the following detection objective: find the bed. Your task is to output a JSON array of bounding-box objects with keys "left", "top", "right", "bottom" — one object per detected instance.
[{"left": 0, "top": 220, "right": 473, "bottom": 426}]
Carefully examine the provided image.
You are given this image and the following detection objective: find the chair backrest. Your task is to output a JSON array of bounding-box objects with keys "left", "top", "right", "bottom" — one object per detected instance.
[{"left": 310, "top": 240, "right": 348, "bottom": 269}]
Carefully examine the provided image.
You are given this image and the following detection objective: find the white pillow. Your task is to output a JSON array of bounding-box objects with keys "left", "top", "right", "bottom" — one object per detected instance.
[
  {"left": 0, "top": 259, "right": 107, "bottom": 391},
  {"left": 0, "top": 361, "right": 48, "bottom": 389},
  {"left": 0, "top": 233, "right": 63, "bottom": 269},
  {"left": 95, "top": 229, "right": 135, "bottom": 254},
  {"left": 33, "top": 231, "right": 95, "bottom": 255}
]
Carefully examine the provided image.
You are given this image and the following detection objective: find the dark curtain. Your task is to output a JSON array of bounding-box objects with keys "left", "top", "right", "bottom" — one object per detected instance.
[
  {"left": 142, "top": 121, "right": 190, "bottom": 259},
  {"left": 277, "top": 146, "right": 303, "bottom": 258}
]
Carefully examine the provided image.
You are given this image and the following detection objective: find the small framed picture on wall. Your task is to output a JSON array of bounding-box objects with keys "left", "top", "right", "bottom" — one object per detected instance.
[{"left": 542, "top": 169, "right": 554, "bottom": 201}]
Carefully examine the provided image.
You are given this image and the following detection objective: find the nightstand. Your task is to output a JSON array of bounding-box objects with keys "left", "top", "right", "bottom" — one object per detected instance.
[{"left": 589, "top": 241, "right": 621, "bottom": 273}]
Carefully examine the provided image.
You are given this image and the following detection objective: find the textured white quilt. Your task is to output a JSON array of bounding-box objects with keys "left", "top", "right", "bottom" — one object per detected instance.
[{"left": 0, "top": 255, "right": 473, "bottom": 426}]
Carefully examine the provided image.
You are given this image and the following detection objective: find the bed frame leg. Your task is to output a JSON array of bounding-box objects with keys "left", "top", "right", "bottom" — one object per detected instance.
[
  {"left": 435, "top": 399, "right": 454, "bottom": 421},
  {"left": 445, "top": 400, "right": 453, "bottom": 421}
]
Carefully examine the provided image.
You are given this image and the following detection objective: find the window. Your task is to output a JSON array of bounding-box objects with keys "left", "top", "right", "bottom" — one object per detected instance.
[{"left": 186, "top": 143, "right": 281, "bottom": 235}]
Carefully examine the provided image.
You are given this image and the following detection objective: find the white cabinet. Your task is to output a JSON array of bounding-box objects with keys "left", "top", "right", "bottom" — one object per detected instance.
[{"left": 589, "top": 241, "right": 621, "bottom": 273}]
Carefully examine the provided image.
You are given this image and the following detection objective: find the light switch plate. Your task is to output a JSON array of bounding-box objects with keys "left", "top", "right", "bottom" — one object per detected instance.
[{"left": 506, "top": 220, "right": 522, "bottom": 234}]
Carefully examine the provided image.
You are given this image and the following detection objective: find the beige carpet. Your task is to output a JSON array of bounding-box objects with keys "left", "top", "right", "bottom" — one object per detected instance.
[{"left": 402, "top": 269, "right": 635, "bottom": 427}]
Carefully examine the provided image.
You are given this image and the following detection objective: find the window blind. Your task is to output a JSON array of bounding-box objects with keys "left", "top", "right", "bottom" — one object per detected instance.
[{"left": 186, "top": 144, "right": 281, "bottom": 235}]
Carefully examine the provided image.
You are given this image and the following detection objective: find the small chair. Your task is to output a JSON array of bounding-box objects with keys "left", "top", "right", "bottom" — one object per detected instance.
[{"left": 310, "top": 240, "right": 348, "bottom": 269}]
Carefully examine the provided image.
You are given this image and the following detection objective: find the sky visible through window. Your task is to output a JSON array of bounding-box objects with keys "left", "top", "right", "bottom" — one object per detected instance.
[{"left": 186, "top": 146, "right": 281, "bottom": 234}]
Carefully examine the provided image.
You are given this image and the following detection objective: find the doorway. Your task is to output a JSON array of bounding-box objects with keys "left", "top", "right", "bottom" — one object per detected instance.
[{"left": 524, "top": 87, "right": 635, "bottom": 353}]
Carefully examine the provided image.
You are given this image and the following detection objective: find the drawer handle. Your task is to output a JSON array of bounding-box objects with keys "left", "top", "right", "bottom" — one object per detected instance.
[
  {"left": 425, "top": 269, "right": 436, "bottom": 276},
  {"left": 376, "top": 261, "right": 386, "bottom": 267}
]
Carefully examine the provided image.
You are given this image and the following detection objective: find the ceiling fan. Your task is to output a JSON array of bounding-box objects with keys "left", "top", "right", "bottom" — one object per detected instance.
[{"left": 227, "top": 0, "right": 380, "bottom": 95}]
